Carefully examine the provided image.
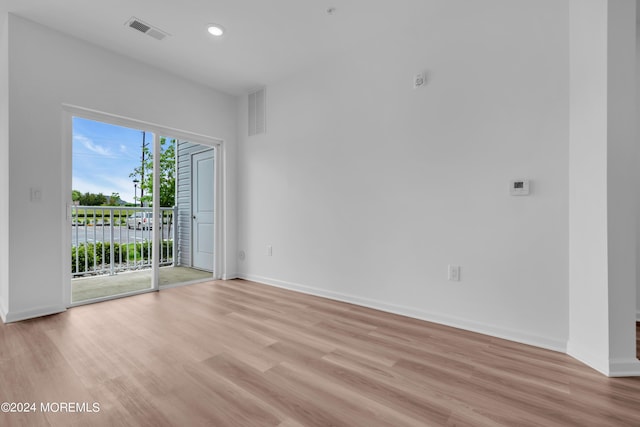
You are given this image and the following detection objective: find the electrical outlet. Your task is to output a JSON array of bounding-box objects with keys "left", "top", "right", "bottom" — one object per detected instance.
[{"left": 448, "top": 265, "right": 461, "bottom": 281}]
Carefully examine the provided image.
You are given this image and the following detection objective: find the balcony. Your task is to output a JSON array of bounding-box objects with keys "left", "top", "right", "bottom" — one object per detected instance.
[{"left": 71, "top": 206, "right": 211, "bottom": 303}]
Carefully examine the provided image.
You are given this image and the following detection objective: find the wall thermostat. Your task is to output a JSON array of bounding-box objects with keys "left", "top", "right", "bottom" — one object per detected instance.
[
  {"left": 413, "top": 72, "right": 426, "bottom": 89},
  {"left": 510, "top": 179, "right": 530, "bottom": 196}
]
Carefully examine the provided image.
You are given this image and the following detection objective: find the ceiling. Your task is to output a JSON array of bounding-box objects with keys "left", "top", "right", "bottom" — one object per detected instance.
[{"left": 1, "top": 0, "right": 431, "bottom": 95}]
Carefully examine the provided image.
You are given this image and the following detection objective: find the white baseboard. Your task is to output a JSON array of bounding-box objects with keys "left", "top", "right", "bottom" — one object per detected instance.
[
  {"left": 237, "top": 274, "right": 567, "bottom": 353},
  {"left": 608, "top": 358, "right": 640, "bottom": 377},
  {"left": 4, "top": 304, "right": 66, "bottom": 323},
  {"left": 566, "top": 349, "right": 640, "bottom": 378}
]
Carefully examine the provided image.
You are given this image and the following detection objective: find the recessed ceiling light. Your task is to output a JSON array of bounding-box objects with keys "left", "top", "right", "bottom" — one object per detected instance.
[{"left": 207, "top": 24, "right": 225, "bottom": 37}]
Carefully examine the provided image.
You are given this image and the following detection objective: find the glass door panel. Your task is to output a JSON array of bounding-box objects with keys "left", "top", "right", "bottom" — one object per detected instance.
[{"left": 71, "top": 117, "right": 154, "bottom": 304}]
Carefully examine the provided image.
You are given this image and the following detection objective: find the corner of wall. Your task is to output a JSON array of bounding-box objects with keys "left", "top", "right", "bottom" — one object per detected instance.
[
  {"left": 222, "top": 134, "right": 238, "bottom": 281},
  {"left": 567, "top": 0, "right": 640, "bottom": 378},
  {"left": 0, "top": 11, "right": 9, "bottom": 323},
  {"left": 636, "top": 5, "right": 640, "bottom": 332},
  {"left": 567, "top": 340, "right": 611, "bottom": 376}
]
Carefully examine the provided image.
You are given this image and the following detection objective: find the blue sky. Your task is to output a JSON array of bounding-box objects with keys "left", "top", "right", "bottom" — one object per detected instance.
[{"left": 73, "top": 117, "right": 148, "bottom": 203}]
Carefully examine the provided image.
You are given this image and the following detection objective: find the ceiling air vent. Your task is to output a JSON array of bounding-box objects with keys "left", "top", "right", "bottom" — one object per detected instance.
[
  {"left": 248, "top": 88, "right": 266, "bottom": 136},
  {"left": 125, "top": 17, "right": 169, "bottom": 41}
]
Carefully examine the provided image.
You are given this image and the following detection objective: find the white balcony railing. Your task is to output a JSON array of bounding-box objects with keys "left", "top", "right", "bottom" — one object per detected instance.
[{"left": 71, "top": 206, "right": 176, "bottom": 277}]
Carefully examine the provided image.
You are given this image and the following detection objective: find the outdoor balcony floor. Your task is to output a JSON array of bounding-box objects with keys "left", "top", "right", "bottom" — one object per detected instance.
[{"left": 72, "top": 266, "right": 213, "bottom": 303}]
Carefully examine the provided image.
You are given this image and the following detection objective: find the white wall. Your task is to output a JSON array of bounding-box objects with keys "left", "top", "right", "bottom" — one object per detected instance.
[
  {"left": 637, "top": 19, "right": 640, "bottom": 324},
  {"left": 568, "top": 0, "right": 640, "bottom": 377},
  {"left": 237, "top": 1, "right": 570, "bottom": 351},
  {"left": 0, "top": 13, "right": 9, "bottom": 319},
  {"left": 567, "top": 0, "right": 611, "bottom": 375},
  {"left": 4, "top": 14, "right": 237, "bottom": 321}
]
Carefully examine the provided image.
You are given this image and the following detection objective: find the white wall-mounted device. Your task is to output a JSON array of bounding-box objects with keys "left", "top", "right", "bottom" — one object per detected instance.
[
  {"left": 413, "top": 72, "right": 426, "bottom": 89},
  {"left": 30, "top": 187, "right": 42, "bottom": 202},
  {"left": 448, "top": 265, "right": 461, "bottom": 281},
  {"left": 510, "top": 179, "right": 530, "bottom": 196}
]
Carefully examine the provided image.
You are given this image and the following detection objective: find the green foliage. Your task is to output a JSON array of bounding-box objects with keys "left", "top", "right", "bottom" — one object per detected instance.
[
  {"left": 71, "top": 244, "right": 92, "bottom": 273},
  {"left": 107, "top": 192, "right": 121, "bottom": 206},
  {"left": 159, "top": 142, "right": 176, "bottom": 207},
  {"left": 74, "top": 191, "right": 107, "bottom": 206},
  {"left": 72, "top": 240, "right": 173, "bottom": 273},
  {"left": 71, "top": 209, "right": 130, "bottom": 220},
  {"left": 129, "top": 137, "right": 176, "bottom": 207},
  {"left": 101, "top": 242, "right": 121, "bottom": 265},
  {"left": 161, "top": 239, "right": 173, "bottom": 260}
]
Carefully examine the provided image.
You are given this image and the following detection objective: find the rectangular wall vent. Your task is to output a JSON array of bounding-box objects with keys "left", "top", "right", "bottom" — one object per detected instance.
[
  {"left": 248, "top": 88, "right": 266, "bottom": 136},
  {"left": 129, "top": 19, "right": 151, "bottom": 33},
  {"left": 125, "top": 17, "right": 169, "bottom": 41}
]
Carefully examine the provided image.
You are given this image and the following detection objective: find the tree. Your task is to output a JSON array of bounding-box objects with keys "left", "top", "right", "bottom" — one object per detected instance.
[
  {"left": 129, "top": 137, "right": 175, "bottom": 207},
  {"left": 107, "top": 192, "right": 121, "bottom": 206},
  {"left": 78, "top": 192, "right": 107, "bottom": 206},
  {"left": 72, "top": 189, "right": 82, "bottom": 202}
]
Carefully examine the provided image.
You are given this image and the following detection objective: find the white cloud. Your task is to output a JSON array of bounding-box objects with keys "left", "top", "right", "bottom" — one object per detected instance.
[{"left": 74, "top": 134, "right": 112, "bottom": 156}]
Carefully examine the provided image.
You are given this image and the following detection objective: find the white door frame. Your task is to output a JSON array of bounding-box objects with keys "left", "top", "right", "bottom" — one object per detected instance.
[{"left": 61, "top": 105, "right": 226, "bottom": 307}]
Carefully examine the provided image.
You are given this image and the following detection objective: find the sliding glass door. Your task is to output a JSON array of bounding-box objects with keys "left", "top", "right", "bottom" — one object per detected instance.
[
  {"left": 70, "top": 118, "right": 155, "bottom": 304},
  {"left": 67, "top": 113, "right": 218, "bottom": 306}
]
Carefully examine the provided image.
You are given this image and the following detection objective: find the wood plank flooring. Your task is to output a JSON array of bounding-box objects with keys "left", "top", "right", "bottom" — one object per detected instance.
[{"left": 0, "top": 279, "right": 639, "bottom": 426}]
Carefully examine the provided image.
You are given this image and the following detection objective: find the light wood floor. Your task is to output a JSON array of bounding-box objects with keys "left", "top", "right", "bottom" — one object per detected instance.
[{"left": 1, "top": 279, "right": 639, "bottom": 426}]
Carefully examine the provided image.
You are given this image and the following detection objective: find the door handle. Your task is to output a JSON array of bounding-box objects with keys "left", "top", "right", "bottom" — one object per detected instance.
[{"left": 193, "top": 215, "right": 196, "bottom": 219}]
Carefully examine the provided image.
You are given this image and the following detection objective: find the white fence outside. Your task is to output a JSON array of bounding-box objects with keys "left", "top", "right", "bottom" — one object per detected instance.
[{"left": 71, "top": 206, "right": 176, "bottom": 277}]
